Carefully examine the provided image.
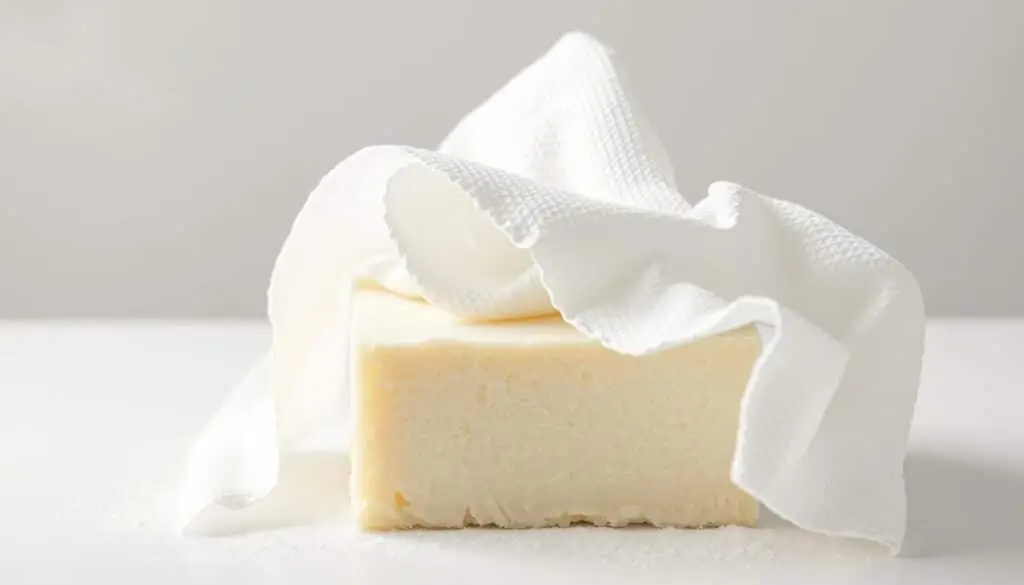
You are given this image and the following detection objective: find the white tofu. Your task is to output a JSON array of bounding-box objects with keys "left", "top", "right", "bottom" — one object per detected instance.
[{"left": 349, "top": 287, "right": 759, "bottom": 530}]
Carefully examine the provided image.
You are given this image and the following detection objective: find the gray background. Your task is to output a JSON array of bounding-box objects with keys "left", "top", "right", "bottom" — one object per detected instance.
[{"left": 1, "top": 0, "right": 1021, "bottom": 318}]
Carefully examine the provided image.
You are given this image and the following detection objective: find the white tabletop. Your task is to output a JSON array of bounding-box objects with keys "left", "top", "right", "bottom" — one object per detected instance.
[{"left": 1, "top": 320, "right": 1022, "bottom": 584}]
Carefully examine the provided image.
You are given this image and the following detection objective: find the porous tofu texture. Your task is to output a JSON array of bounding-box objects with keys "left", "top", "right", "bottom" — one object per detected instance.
[{"left": 349, "top": 288, "right": 759, "bottom": 530}]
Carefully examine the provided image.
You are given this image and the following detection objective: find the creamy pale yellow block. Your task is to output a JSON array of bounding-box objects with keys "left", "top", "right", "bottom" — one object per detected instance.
[{"left": 349, "top": 288, "right": 759, "bottom": 530}]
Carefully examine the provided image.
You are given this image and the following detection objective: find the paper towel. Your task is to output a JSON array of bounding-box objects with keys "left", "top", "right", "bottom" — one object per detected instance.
[{"left": 178, "top": 32, "right": 925, "bottom": 553}]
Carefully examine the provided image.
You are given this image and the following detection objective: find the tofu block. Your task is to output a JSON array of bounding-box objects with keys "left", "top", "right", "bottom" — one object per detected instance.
[{"left": 349, "top": 287, "right": 759, "bottom": 530}]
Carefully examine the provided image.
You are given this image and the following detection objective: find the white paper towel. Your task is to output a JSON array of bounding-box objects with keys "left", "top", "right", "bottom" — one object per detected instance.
[{"left": 178, "top": 32, "right": 925, "bottom": 553}]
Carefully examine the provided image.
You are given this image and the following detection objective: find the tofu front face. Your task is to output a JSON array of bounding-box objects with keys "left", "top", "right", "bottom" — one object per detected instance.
[{"left": 349, "top": 290, "right": 759, "bottom": 530}]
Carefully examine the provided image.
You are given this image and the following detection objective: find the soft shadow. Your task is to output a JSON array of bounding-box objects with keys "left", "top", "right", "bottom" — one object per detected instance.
[
  {"left": 903, "top": 450, "right": 1024, "bottom": 558},
  {"left": 188, "top": 450, "right": 349, "bottom": 536},
  {"left": 755, "top": 504, "right": 791, "bottom": 529}
]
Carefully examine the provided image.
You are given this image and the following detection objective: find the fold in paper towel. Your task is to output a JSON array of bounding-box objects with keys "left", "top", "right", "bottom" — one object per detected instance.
[{"left": 179, "top": 32, "right": 925, "bottom": 552}]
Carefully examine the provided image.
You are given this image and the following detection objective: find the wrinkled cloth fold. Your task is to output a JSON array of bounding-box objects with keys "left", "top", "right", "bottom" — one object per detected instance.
[{"left": 178, "top": 32, "right": 924, "bottom": 553}]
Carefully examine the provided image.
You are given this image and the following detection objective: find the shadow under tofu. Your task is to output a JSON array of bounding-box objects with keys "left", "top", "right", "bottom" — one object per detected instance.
[{"left": 902, "top": 449, "right": 1024, "bottom": 558}]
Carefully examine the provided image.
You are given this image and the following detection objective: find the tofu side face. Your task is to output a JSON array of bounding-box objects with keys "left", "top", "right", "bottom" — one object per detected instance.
[{"left": 349, "top": 290, "right": 759, "bottom": 530}]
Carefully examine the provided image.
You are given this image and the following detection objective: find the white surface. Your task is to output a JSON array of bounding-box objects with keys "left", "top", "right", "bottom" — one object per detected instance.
[
  {"left": 187, "top": 33, "right": 925, "bottom": 553},
  {"left": 0, "top": 319, "right": 1022, "bottom": 584}
]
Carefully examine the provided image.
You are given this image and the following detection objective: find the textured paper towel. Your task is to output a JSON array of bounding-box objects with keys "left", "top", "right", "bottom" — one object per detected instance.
[{"left": 179, "top": 32, "right": 925, "bottom": 552}]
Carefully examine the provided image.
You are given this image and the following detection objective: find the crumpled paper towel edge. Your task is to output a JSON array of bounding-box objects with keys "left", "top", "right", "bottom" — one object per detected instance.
[{"left": 177, "top": 354, "right": 279, "bottom": 533}]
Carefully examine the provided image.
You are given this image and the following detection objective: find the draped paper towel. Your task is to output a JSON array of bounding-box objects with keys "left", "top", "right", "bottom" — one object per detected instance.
[{"left": 179, "top": 32, "right": 925, "bottom": 553}]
